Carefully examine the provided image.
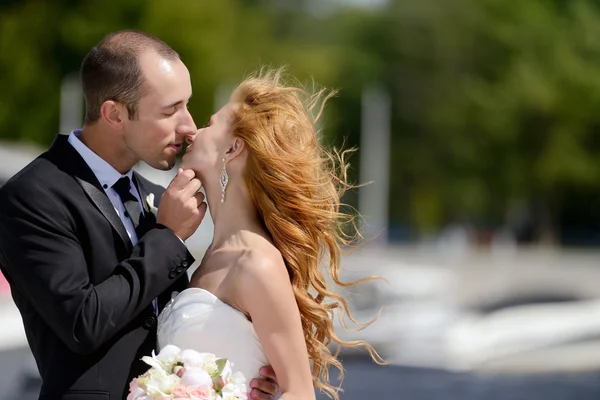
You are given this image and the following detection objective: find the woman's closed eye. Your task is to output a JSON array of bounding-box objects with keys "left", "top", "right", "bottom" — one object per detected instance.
[{"left": 201, "top": 116, "right": 216, "bottom": 129}]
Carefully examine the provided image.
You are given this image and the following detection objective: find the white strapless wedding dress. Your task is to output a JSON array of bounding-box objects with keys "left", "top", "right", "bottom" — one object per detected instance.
[{"left": 157, "top": 287, "right": 269, "bottom": 381}]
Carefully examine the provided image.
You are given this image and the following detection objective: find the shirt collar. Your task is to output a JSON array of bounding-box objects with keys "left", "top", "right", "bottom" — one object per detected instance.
[{"left": 67, "top": 129, "right": 134, "bottom": 189}]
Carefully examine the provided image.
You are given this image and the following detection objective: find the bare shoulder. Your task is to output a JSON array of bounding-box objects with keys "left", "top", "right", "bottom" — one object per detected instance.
[
  {"left": 231, "top": 243, "right": 292, "bottom": 308},
  {"left": 236, "top": 246, "right": 288, "bottom": 285}
]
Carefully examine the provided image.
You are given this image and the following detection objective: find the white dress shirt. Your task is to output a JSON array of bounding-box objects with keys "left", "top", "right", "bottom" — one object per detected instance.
[{"left": 68, "top": 129, "right": 158, "bottom": 314}]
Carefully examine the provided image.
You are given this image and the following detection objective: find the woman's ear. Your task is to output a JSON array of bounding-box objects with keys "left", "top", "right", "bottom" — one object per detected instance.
[{"left": 225, "top": 137, "right": 245, "bottom": 161}]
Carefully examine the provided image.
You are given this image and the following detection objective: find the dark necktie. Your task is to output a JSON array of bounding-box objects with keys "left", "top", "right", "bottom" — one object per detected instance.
[
  {"left": 112, "top": 176, "right": 145, "bottom": 238},
  {"left": 113, "top": 176, "right": 159, "bottom": 315}
]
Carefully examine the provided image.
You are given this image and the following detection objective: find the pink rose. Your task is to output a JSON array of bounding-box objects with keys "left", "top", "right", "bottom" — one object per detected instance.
[
  {"left": 187, "top": 385, "right": 212, "bottom": 400},
  {"left": 173, "top": 385, "right": 188, "bottom": 397},
  {"left": 129, "top": 379, "right": 140, "bottom": 393},
  {"left": 126, "top": 386, "right": 146, "bottom": 400}
]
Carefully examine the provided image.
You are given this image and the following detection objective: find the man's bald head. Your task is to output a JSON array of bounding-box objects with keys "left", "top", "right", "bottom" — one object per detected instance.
[{"left": 80, "top": 30, "right": 179, "bottom": 123}]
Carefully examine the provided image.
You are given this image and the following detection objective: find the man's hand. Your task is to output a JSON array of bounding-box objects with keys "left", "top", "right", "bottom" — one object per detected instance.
[
  {"left": 157, "top": 168, "right": 207, "bottom": 241},
  {"left": 249, "top": 366, "right": 280, "bottom": 400}
]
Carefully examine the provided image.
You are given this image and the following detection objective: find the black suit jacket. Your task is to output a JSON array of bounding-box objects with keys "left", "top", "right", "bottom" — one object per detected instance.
[{"left": 0, "top": 135, "right": 194, "bottom": 400}]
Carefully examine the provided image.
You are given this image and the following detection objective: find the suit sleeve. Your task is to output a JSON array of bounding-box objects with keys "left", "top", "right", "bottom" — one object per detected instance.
[{"left": 0, "top": 181, "right": 194, "bottom": 355}]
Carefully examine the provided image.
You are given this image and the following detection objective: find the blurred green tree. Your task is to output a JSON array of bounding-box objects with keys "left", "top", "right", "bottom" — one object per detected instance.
[
  {"left": 2, "top": 0, "right": 600, "bottom": 244},
  {"left": 357, "top": 0, "right": 600, "bottom": 242},
  {"left": 0, "top": 0, "right": 339, "bottom": 145}
]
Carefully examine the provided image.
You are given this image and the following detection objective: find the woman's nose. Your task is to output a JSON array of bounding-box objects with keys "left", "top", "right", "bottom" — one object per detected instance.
[{"left": 185, "top": 132, "right": 196, "bottom": 145}]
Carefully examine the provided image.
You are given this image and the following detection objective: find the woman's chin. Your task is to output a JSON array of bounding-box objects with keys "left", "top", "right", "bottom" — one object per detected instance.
[{"left": 180, "top": 154, "right": 191, "bottom": 170}]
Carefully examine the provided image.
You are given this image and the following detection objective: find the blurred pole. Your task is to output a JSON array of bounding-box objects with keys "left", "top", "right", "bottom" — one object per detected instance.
[
  {"left": 60, "top": 73, "right": 83, "bottom": 134},
  {"left": 359, "top": 84, "right": 391, "bottom": 243}
]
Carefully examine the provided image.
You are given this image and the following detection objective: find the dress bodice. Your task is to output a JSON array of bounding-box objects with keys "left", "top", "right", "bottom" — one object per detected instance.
[{"left": 157, "top": 287, "right": 269, "bottom": 381}]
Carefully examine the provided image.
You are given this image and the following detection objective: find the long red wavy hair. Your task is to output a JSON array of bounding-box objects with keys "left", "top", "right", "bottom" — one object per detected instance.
[{"left": 229, "top": 68, "right": 384, "bottom": 399}]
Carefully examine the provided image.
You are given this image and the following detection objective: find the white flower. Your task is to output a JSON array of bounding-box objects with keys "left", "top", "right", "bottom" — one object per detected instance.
[
  {"left": 156, "top": 344, "right": 182, "bottom": 367},
  {"left": 142, "top": 366, "right": 180, "bottom": 396},
  {"left": 146, "top": 193, "right": 158, "bottom": 216},
  {"left": 221, "top": 371, "right": 248, "bottom": 400},
  {"left": 126, "top": 386, "right": 148, "bottom": 400},
  {"left": 145, "top": 376, "right": 169, "bottom": 398},
  {"left": 180, "top": 350, "right": 218, "bottom": 374},
  {"left": 221, "top": 382, "right": 247, "bottom": 400},
  {"left": 141, "top": 355, "right": 165, "bottom": 373},
  {"left": 229, "top": 371, "right": 247, "bottom": 387},
  {"left": 161, "top": 373, "right": 182, "bottom": 394},
  {"left": 181, "top": 367, "right": 213, "bottom": 387},
  {"left": 129, "top": 349, "right": 248, "bottom": 400}
]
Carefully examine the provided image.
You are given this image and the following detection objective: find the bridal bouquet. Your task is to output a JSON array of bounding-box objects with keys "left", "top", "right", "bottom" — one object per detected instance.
[{"left": 127, "top": 345, "right": 248, "bottom": 400}]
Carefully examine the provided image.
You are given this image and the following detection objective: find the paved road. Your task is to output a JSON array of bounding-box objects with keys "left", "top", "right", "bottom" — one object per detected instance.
[
  {"left": 4, "top": 248, "right": 600, "bottom": 398},
  {"left": 319, "top": 356, "right": 600, "bottom": 399},
  {"left": 3, "top": 347, "right": 600, "bottom": 400}
]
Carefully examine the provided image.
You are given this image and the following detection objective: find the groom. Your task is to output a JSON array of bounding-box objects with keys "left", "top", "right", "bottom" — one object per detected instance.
[{"left": 0, "top": 30, "right": 278, "bottom": 400}]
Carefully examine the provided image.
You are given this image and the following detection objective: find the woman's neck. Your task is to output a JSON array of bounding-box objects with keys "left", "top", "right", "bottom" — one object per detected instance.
[{"left": 204, "top": 178, "right": 268, "bottom": 251}]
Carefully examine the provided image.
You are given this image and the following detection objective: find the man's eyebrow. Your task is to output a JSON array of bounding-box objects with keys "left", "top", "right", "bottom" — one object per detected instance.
[
  {"left": 162, "top": 95, "right": 192, "bottom": 109},
  {"left": 162, "top": 100, "right": 183, "bottom": 109}
]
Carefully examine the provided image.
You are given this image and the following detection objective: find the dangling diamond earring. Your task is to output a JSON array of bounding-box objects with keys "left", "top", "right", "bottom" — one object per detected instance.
[{"left": 219, "top": 158, "right": 228, "bottom": 203}]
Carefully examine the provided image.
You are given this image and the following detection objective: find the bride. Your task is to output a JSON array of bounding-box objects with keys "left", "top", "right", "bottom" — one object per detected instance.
[{"left": 157, "top": 68, "right": 382, "bottom": 400}]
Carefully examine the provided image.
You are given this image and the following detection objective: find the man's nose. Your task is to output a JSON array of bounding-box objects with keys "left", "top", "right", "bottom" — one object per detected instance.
[{"left": 177, "top": 108, "right": 197, "bottom": 138}]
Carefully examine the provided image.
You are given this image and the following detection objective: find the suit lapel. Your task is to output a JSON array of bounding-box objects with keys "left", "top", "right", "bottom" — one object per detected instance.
[
  {"left": 76, "top": 177, "right": 132, "bottom": 249},
  {"left": 48, "top": 135, "right": 133, "bottom": 251},
  {"left": 132, "top": 173, "right": 158, "bottom": 236}
]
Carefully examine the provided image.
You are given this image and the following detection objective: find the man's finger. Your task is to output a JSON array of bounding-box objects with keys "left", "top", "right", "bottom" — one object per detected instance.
[
  {"left": 190, "top": 191, "right": 205, "bottom": 207},
  {"left": 181, "top": 178, "right": 202, "bottom": 198},
  {"left": 249, "top": 388, "right": 273, "bottom": 400},
  {"left": 197, "top": 201, "right": 208, "bottom": 220},
  {"left": 187, "top": 192, "right": 205, "bottom": 210},
  {"left": 168, "top": 169, "right": 195, "bottom": 191},
  {"left": 259, "top": 366, "right": 277, "bottom": 381},
  {"left": 249, "top": 380, "right": 277, "bottom": 400}
]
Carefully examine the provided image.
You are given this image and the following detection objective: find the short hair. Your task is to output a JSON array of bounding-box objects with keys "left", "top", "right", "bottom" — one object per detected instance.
[{"left": 80, "top": 30, "right": 179, "bottom": 123}]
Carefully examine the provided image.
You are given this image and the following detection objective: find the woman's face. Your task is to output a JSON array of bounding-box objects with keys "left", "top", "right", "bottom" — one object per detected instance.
[{"left": 181, "top": 102, "right": 236, "bottom": 176}]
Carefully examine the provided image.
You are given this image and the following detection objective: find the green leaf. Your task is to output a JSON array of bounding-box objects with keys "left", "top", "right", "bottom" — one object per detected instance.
[{"left": 215, "top": 358, "right": 228, "bottom": 376}]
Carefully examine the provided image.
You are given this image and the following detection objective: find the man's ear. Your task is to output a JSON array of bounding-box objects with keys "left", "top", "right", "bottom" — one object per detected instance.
[
  {"left": 100, "top": 100, "right": 126, "bottom": 130},
  {"left": 225, "top": 137, "right": 245, "bottom": 161}
]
